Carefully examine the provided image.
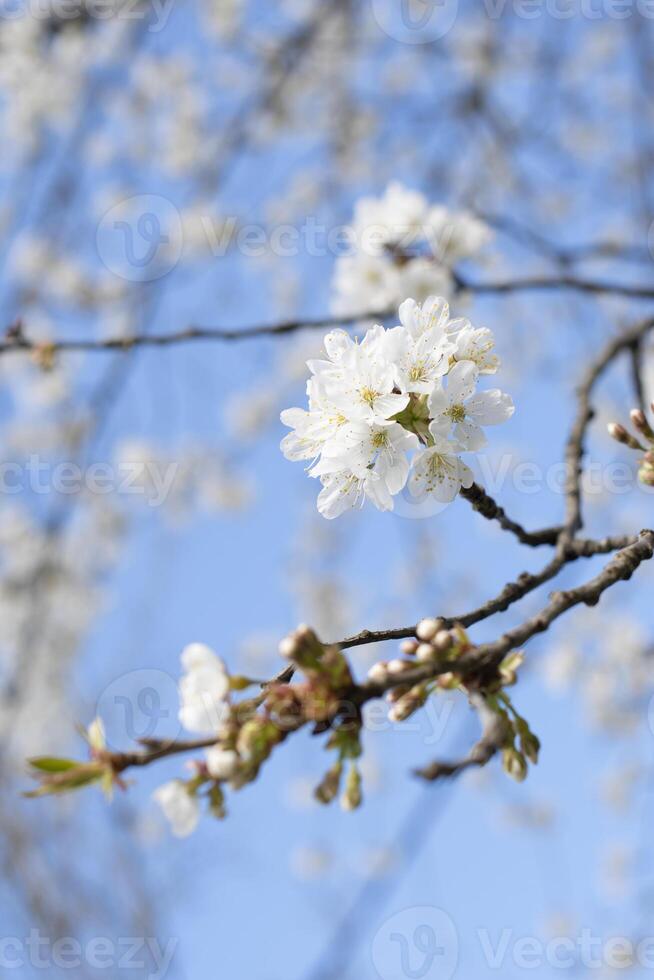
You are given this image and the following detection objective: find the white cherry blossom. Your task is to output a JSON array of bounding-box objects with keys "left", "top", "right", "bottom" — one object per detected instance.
[
  {"left": 205, "top": 746, "right": 240, "bottom": 781},
  {"left": 316, "top": 469, "right": 394, "bottom": 519},
  {"left": 352, "top": 182, "right": 429, "bottom": 252},
  {"left": 427, "top": 206, "right": 493, "bottom": 263},
  {"left": 312, "top": 421, "right": 418, "bottom": 498},
  {"left": 385, "top": 297, "right": 455, "bottom": 393},
  {"left": 280, "top": 295, "right": 513, "bottom": 518},
  {"left": 409, "top": 438, "right": 474, "bottom": 503},
  {"left": 428, "top": 360, "right": 514, "bottom": 450},
  {"left": 447, "top": 319, "right": 500, "bottom": 374},
  {"left": 280, "top": 382, "right": 347, "bottom": 463},
  {"left": 396, "top": 257, "right": 453, "bottom": 305},
  {"left": 331, "top": 186, "right": 492, "bottom": 316},
  {"left": 322, "top": 326, "right": 409, "bottom": 424},
  {"left": 178, "top": 643, "right": 231, "bottom": 734},
  {"left": 331, "top": 253, "right": 400, "bottom": 317},
  {"left": 153, "top": 780, "right": 200, "bottom": 837}
]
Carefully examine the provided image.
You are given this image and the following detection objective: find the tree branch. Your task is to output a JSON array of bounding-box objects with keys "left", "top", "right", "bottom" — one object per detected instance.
[
  {"left": 460, "top": 482, "right": 561, "bottom": 546},
  {"left": 414, "top": 694, "right": 507, "bottom": 781},
  {"left": 3, "top": 279, "right": 654, "bottom": 359}
]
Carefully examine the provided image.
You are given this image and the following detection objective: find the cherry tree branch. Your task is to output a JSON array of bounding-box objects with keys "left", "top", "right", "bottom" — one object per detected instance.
[
  {"left": 460, "top": 482, "right": 561, "bottom": 546},
  {"left": 4, "top": 275, "right": 654, "bottom": 359},
  {"left": 414, "top": 695, "right": 506, "bottom": 781},
  {"left": 24, "top": 313, "right": 654, "bottom": 800},
  {"left": 99, "top": 530, "right": 654, "bottom": 782}
]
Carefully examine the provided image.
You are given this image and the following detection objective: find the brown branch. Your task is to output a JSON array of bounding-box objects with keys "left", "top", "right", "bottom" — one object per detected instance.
[
  {"left": 414, "top": 695, "right": 507, "bottom": 781},
  {"left": 629, "top": 337, "right": 647, "bottom": 414},
  {"left": 561, "top": 317, "right": 654, "bottom": 544},
  {"left": 354, "top": 530, "right": 654, "bottom": 703},
  {"left": 338, "top": 531, "right": 638, "bottom": 650},
  {"left": 460, "top": 482, "right": 561, "bottom": 546},
  {"left": 3, "top": 279, "right": 654, "bottom": 358},
  {"left": 456, "top": 272, "right": 654, "bottom": 301},
  {"left": 1, "top": 310, "right": 393, "bottom": 356},
  {"left": 98, "top": 530, "right": 653, "bottom": 781},
  {"left": 97, "top": 530, "right": 653, "bottom": 782}
]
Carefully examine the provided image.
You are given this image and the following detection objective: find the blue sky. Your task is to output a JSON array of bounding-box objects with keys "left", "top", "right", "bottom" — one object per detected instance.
[{"left": 3, "top": 3, "right": 654, "bottom": 978}]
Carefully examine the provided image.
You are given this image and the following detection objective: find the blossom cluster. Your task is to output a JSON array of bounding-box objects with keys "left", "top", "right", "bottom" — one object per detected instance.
[
  {"left": 608, "top": 403, "right": 654, "bottom": 488},
  {"left": 27, "top": 623, "right": 540, "bottom": 837},
  {"left": 280, "top": 295, "right": 514, "bottom": 518},
  {"left": 154, "top": 643, "right": 239, "bottom": 836},
  {"left": 331, "top": 183, "right": 492, "bottom": 316},
  {"left": 152, "top": 632, "right": 361, "bottom": 836}
]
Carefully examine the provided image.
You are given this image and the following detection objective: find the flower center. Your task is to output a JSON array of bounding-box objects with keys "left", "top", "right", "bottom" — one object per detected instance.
[
  {"left": 372, "top": 431, "right": 388, "bottom": 448},
  {"left": 409, "top": 362, "right": 426, "bottom": 381},
  {"left": 360, "top": 387, "right": 378, "bottom": 405},
  {"left": 447, "top": 403, "right": 466, "bottom": 423}
]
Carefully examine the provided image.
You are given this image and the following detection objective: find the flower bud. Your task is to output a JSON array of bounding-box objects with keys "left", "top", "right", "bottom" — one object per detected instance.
[
  {"left": 387, "top": 658, "right": 410, "bottom": 675},
  {"left": 340, "top": 763, "right": 362, "bottom": 811},
  {"left": 278, "top": 636, "right": 298, "bottom": 660},
  {"left": 607, "top": 422, "right": 644, "bottom": 451},
  {"left": 639, "top": 467, "right": 654, "bottom": 487},
  {"left": 314, "top": 761, "right": 342, "bottom": 805},
  {"left": 433, "top": 630, "right": 453, "bottom": 653},
  {"left": 520, "top": 731, "right": 540, "bottom": 765},
  {"left": 388, "top": 684, "right": 428, "bottom": 722},
  {"left": 278, "top": 625, "right": 324, "bottom": 668},
  {"left": 400, "top": 639, "right": 419, "bottom": 656},
  {"left": 499, "top": 651, "right": 524, "bottom": 686},
  {"left": 416, "top": 618, "right": 441, "bottom": 642},
  {"left": 385, "top": 683, "right": 410, "bottom": 704},
  {"left": 502, "top": 747, "right": 527, "bottom": 782},
  {"left": 367, "top": 661, "right": 388, "bottom": 684},
  {"left": 630, "top": 409, "right": 654, "bottom": 440},
  {"left": 416, "top": 642, "right": 437, "bottom": 663}
]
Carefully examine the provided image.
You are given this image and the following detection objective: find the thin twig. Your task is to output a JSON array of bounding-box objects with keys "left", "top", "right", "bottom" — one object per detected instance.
[
  {"left": 3, "top": 277, "right": 654, "bottom": 358},
  {"left": 414, "top": 695, "right": 507, "bottom": 780}
]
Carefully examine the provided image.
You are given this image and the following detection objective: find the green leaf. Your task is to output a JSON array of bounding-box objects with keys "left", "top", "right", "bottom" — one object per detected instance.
[
  {"left": 28, "top": 757, "right": 79, "bottom": 773},
  {"left": 23, "top": 770, "right": 103, "bottom": 798}
]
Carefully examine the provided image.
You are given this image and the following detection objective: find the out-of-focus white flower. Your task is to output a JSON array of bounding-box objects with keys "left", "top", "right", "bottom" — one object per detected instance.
[
  {"left": 427, "top": 205, "right": 493, "bottom": 263},
  {"left": 153, "top": 781, "right": 200, "bottom": 838},
  {"left": 205, "top": 746, "right": 239, "bottom": 780},
  {"left": 86, "top": 717, "right": 106, "bottom": 753},
  {"left": 178, "top": 643, "right": 230, "bottom": 734},
  {"left": 352, "top": 181, "right": 429, "bottom": 252},
  {"left": 331, "top": 184, "right": 491, "bottom": 316},
  {"left": 331, "top": 252, "right": 401, "bottom": 317}
]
